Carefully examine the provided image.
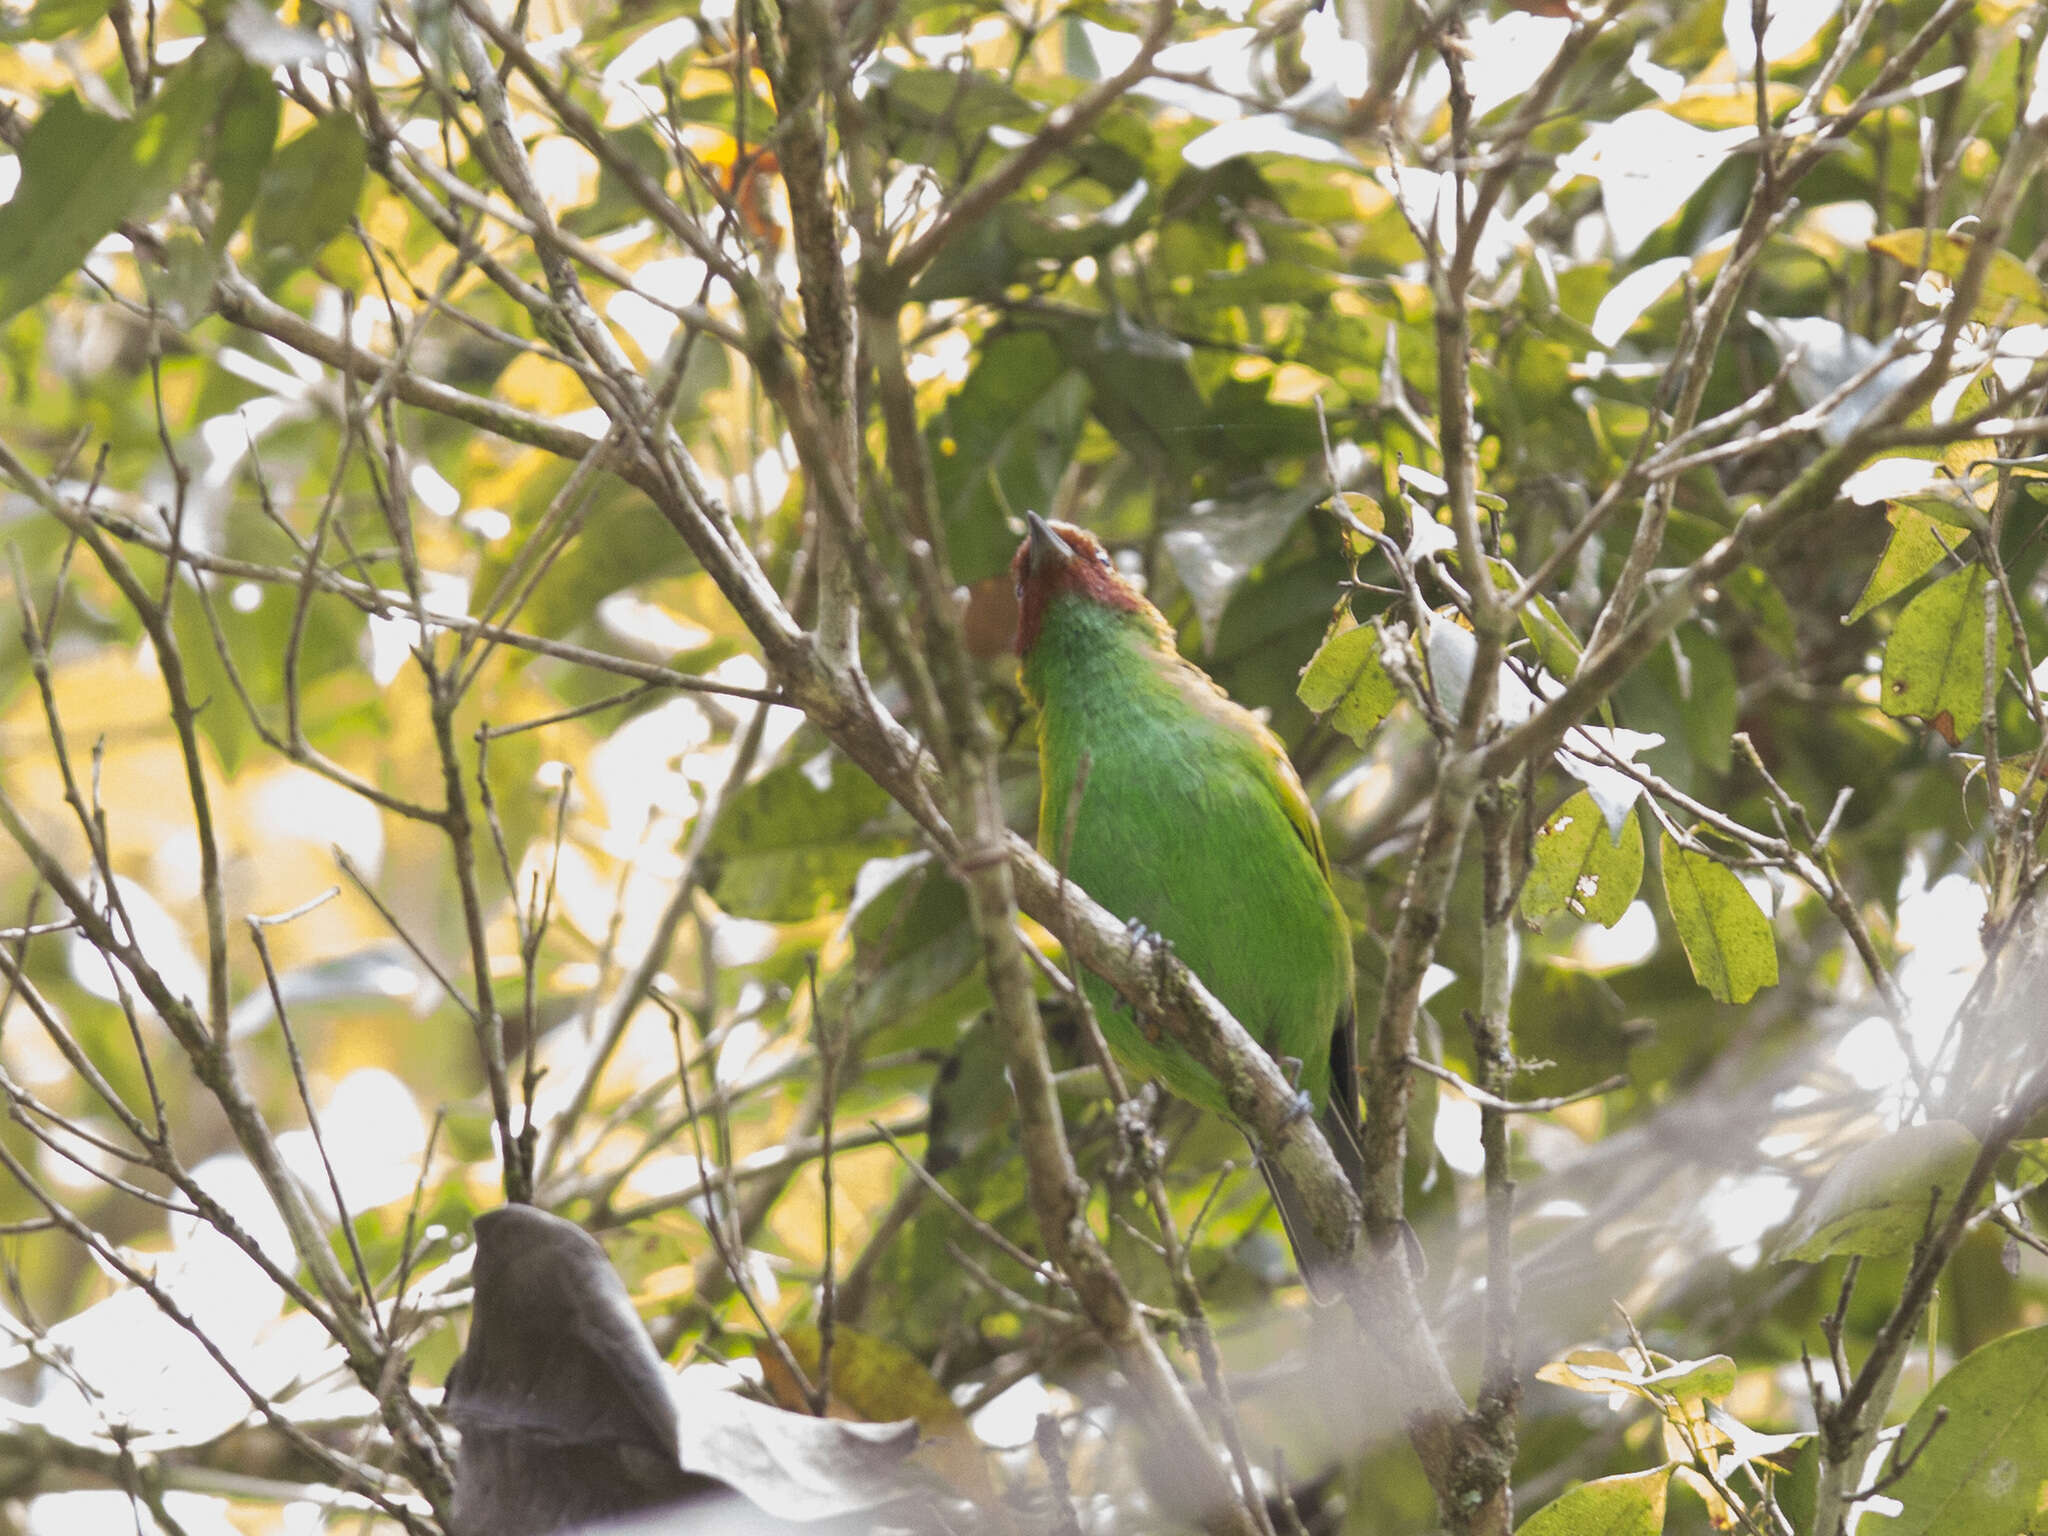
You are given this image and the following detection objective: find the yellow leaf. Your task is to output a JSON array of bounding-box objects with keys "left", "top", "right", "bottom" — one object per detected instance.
[
  {"left": 755, "top": 1326, "right": 1002, "bottom": 1509},
  {"left": 497, "top": 351, "right": 593, "bottom": 415}
]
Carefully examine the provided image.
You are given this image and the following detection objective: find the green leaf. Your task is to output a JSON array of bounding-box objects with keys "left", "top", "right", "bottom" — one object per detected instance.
[
  {"left": 0, "top": 47, "right": 235, "bottom": 323},
  {"left": 15, "top": 0, "right": 106, "bottom": 40},
  {"left": 1659, "top": 833, "right": 1777, "bottom": 1005},
  {"left": 1772, "top": 1120, "right": 1981, "bottom": 1262},
  {"left": 1165, "top": 484, "right": 1322, "bottom": 647},
  {"left": 1522, "top": 792, "right": 1644, "bottom": 928},
  {"left": 1036, "top": 310, "right": 1217, "bottom": 471},
  {"left": 1869, "top": 229, "right": 2048, "bottom": 325},
  {"left": 1647, "top": 626, "right": 1737, "bottom": 779},
  {"left": 140, "top": 230, "right": 219, "bottom": 333},
  {"left": 822, "top": 857, "right": 981, "bottom": 1038},
  {"left": 924, "top": 1008, "right": 1024, "bottom": 1178},
  {"left": 706, "top": 754, "right": 906, "bottom": 921},
  {"left": 1847, "top": 505, "right": 1952, "bottom": 624},
  {"left": 1772, "top": 1437, "right": 1820, "bottom": 1534},
  {"left": 1296, "top": 619, "right": 1397, "bottom": 744},
  {"left": 1515, "top": 1466, "right": 1671, "bottom": 1536},
  {"left": 1879, "top": 563, "right": 2010, "bottom": 746},
  {"left": 910, "top": 212, "right": 1019, "bottom": 302},
  {"left": 930, "top": 330, "right": 1089, "bottom": 583},
  {"left": 250, "top": 111, "right": 368, "bottom": 279},
  {"left": 1521, "top": 590, "right": 1585, "bottom": 681},
  {"left": 1062, "top": 14, "right": 1103, "bottom": 80},
  {"left": 1484, "top": 555, "right": 1583, "bottom": 681},
  {"left": 209, "top": 64, "right": 282, "bottom": 254},
  {"left": 1862, "top": 1324, "right": 2048, "bottom": 1536},
  {"left": 868, "top": 63, "right": 1038, "bottom": 136}
]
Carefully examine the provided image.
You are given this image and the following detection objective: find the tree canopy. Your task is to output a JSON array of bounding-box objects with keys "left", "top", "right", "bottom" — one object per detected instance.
[{"left": 0, "top": 0, "right": 2045, "bottom": 1532}]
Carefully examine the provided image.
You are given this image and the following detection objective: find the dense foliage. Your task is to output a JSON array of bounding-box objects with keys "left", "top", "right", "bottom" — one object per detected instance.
[{"left": 0, "top": 0, "right": 2044, "bottom": 1531}]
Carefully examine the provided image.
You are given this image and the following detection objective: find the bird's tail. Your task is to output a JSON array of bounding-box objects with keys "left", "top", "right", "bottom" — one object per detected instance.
[{"left": 1260, "top": 1011, "right": 1366, "bottom": 1302}]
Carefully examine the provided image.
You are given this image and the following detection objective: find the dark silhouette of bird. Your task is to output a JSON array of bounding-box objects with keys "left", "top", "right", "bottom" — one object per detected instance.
[{"left": 444, "top": 1204, "right": 923, "bottom": 1535}]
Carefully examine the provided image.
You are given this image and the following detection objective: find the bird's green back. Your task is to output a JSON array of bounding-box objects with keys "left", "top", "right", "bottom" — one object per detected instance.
[{"left": 1021, "top": 591, "right": 1354, "bottom": 1116}]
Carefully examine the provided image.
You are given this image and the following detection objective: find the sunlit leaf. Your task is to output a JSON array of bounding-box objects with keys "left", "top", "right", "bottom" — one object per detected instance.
[
  {"left": 224, "top": 0, "right": 328, "bottom": 66},
  {"left": 1637, "top": 1353, "right": 1736, "bottom": 1400},
  {"left": 1182, "top": 114, "right": 1356, "bottom": 170},
  {"left": 1333, "top": 490, "right": 1384, "bottom": 535},
  {"left": 1869, "top": 229, "right": 2048, "bottom": 326},
  {"left": 0, "top": 45, "right": 239, "bottom": 322},
  {"left": 1562, "top": 110, "right": 1746, "bottom": 255},
  {"left": 1557, "top": 726, "right": 1662, "bottom": 838},
  {"left": 1536, "top": 1346, "right": 1733, "bottom": 1403},
  {"left": 1591, "top": 256, "right": 1689, "bottom": 347},
  {"left": 1750, "top": 313, "right": 1925, "bottom": 446},
  {"left": 1537, "top": 1347, "right": 1638, "bottom": 1394}
]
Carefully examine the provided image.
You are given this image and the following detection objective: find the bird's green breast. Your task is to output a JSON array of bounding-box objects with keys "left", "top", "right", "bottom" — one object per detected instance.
[{"left": 1022, "top": 594, "right": 1353, "bottom": 1116}]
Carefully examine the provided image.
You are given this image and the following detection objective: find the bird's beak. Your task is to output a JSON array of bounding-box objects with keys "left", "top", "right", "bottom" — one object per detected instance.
[{"left": 1024, "top": 511, "right": 1074, "bottom": 576}]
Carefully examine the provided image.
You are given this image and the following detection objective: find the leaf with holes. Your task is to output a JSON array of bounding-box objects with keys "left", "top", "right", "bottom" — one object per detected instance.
[{"left": 1522, "top": 791, "right": 1643, "bottom": 928}]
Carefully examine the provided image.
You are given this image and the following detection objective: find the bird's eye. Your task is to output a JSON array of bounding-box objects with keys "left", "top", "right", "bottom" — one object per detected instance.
[{"left": 1094, "top": 547, "right": 1112, "bottom": 567}]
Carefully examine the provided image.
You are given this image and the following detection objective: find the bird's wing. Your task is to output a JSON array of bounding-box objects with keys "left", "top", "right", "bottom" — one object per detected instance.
[
  {"left": 1166, "top": 655, "right": 1333, "bottom": 875},
  {"left": 1263, "top": 735, "right": 1333, "bottom": 876},
  {"left": 565, "top": 1279, "right": 686, "bottom": 1455}
]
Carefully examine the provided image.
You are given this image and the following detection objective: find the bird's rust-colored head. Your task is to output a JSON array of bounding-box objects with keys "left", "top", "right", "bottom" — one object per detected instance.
[{"left": 1011, "top": 513, "right": 1149, "bottom": 655}]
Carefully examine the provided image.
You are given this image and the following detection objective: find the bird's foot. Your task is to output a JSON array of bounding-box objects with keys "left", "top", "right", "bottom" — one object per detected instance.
[
  {"left": 1122, "top": 916, "right": 1169, "bottom": 958},
  {"left": 1123, "top": 917, "right": 1177, "bottom": 990},
  {"left": 1112, "top": 1089, "right": 1165, "bottom": 1178},
  {"left": 1279, "top": 1089, "right": 1315, "bottom": 1132},
  {"left": 1277, "top": 1054, "right": 1305, "bottom": 1091},
  {"left": 1114, "top": 919, "right": 1174, "bottom": 1029}
]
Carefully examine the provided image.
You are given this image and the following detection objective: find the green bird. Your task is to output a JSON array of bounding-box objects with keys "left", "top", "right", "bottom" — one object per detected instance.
[{"left": 1012, "top": 512, "right": 1362, "bottom": 1295}]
